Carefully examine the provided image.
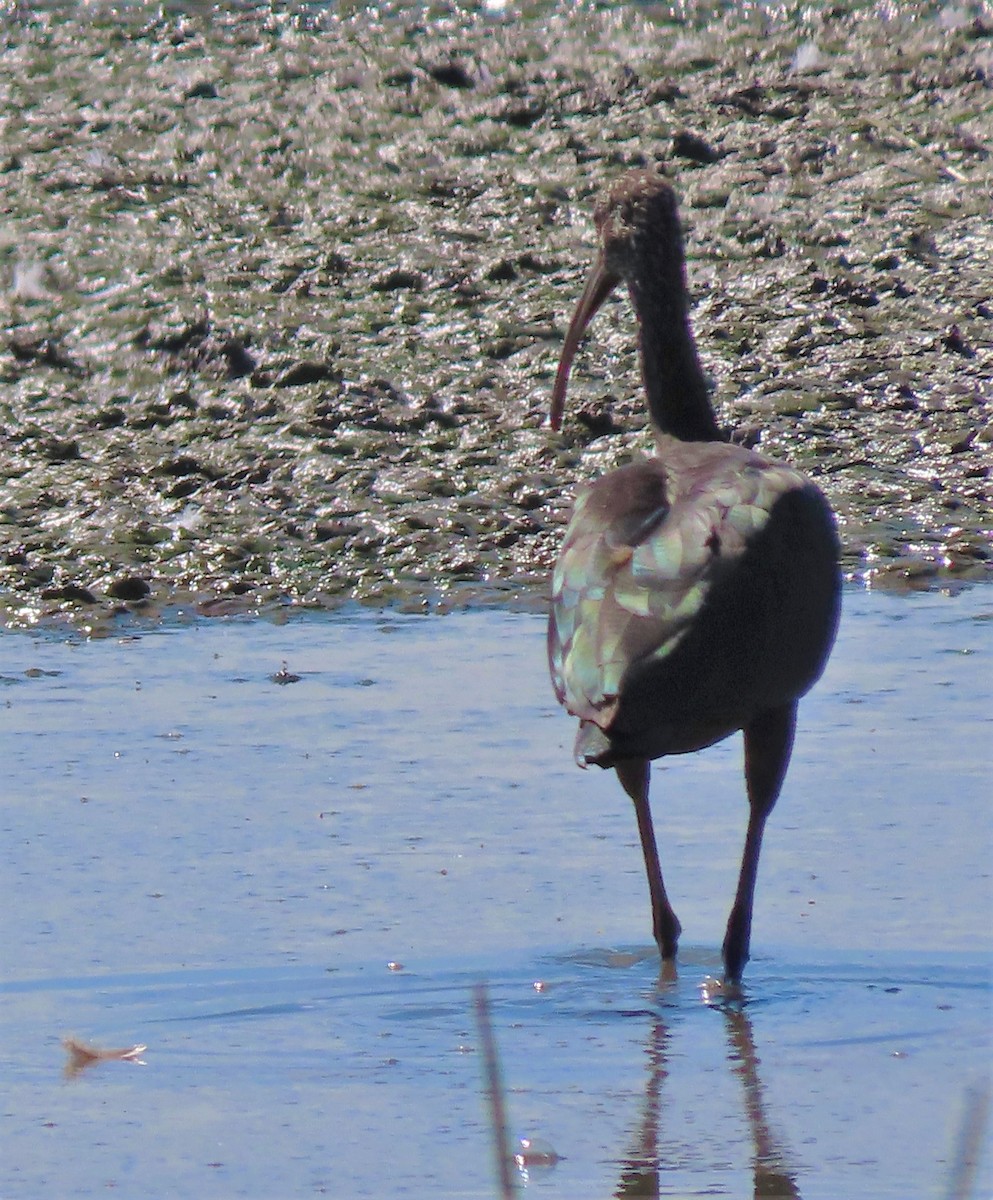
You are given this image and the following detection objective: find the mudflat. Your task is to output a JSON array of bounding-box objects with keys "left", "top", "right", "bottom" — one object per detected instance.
[{"left": 2, "top": 2, "right": 991, "bottom": 626}]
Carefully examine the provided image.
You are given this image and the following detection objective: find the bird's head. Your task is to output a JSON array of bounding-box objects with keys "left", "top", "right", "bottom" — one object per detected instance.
[
  {"left": 593, "top": 171, "right": 682, "bottom": 281},
  {"left": 549, "top": 170, "right": 686, "bottom": 432}
]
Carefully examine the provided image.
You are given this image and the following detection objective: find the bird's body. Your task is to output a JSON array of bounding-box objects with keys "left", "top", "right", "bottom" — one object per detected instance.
[
  {"left": 548, "top": 171, "right": 840, "bottom": 982},
  {"left": 550, "top": 439, "right": 837, "bottom": 767}
]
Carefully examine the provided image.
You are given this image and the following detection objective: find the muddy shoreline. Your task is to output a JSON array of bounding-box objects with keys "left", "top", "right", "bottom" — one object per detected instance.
[{"left": 1, "top": 2, "right": 991, "bottom": 628}]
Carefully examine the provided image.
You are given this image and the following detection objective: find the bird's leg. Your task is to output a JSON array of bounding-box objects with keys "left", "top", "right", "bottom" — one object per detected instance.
[
  {"left": 616, "top": 758, "right": 682, "bottom": 962},
  {"left": 723, "top": 703, "right": 798, "bottom": 983}
]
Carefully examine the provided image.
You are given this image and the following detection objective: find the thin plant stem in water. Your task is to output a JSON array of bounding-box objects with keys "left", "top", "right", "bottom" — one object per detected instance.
[
  {"left": 473, "top": 983, "right": 516, "bottom": 1200},
  {"left": 945, "top": 1082, "right": 991, "bottom": 1200}
]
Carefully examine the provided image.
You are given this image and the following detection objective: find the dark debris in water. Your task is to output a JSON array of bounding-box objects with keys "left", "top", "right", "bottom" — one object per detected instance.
[
  {"left": 270, "top": 663, "right": 302, "bottom": 685},
  {"left": 0, "top": 4, "right": 990, "bottom": 628}
]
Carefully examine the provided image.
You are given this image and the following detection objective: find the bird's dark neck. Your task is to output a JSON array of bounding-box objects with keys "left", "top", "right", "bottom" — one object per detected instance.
[{"left": 628, "top": 271, "right": 725, "bottom": 445}]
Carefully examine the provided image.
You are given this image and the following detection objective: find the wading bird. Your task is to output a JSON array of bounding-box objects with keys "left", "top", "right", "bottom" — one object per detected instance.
[{"left": 548, "top": 171, "right": 840, "bottom": 982}]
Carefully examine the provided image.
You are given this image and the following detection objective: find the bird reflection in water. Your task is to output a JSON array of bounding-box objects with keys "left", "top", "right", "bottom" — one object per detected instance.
[
  {"left": 475, "top": 974, "right": 800, "bottom": 1198},
  {"left": 614, "top": 983, "right": 800, "bottom": 1200}
]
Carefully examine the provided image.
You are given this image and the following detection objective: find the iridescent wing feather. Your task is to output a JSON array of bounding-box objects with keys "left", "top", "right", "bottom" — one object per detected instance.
[{"left": 548, "top": 444, "right": 806, "bottom": 733}]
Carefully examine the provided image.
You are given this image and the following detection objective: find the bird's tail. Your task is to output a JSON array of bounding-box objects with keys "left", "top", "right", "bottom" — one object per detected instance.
[{"left": 574, "top": 721, "right": 614, "bottom": 770}]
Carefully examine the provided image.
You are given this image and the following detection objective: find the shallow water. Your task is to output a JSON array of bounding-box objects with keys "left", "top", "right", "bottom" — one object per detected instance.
[{"left": 2, "top": 586, "right": 991, "bottom": 1198}]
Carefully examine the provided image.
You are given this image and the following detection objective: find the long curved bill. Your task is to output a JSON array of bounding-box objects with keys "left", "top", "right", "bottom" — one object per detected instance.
[{"left": 549, "top": 253, "right": 620, "bottom": 431}]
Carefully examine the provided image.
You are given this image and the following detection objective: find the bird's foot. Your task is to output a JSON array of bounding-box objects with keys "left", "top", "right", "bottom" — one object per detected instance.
[
  {"left": 699, "top": 975, "right": 746, "bottom": 1006},
  {"left": 721, "top": 909, "right": 751, "bottom": 984},
  {"left": 654, "top": 915, "right": 681, "bottom": 964},
  {"left": 657, "top": 957, "right": 678, "bottom": 987}
]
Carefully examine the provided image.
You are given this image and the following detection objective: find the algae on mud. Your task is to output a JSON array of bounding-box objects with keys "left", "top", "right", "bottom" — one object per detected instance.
[{"left": 1, "top": 2, "right": 991, "bottom": 626}]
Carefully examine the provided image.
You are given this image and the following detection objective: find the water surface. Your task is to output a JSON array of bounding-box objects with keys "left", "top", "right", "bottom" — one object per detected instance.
[{"left": 2, "top": 586, "right": 991, "bottom": 1197}]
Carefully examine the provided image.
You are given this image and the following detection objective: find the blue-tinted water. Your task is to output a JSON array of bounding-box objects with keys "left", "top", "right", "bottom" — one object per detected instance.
[{"left": 2, "top": 585, "right": 991, "bottom": 1197}]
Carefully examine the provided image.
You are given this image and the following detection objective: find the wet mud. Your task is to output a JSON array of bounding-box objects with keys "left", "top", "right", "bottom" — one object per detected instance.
[{"left": 1, "top": 2, "right": 991, "bottom": 627}]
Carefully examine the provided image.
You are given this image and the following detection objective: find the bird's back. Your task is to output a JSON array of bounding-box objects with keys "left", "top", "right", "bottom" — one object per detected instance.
[{"left": 548, "top": 439, "right": 840, "bottom": 766}]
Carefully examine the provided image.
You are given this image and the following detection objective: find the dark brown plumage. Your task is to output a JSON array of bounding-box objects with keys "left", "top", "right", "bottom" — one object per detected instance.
[{"left": 548, "top": 171, "right": 840, "bottom": 982}]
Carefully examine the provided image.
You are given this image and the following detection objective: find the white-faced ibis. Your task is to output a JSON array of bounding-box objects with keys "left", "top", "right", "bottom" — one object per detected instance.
[{"left": 548, "top": 171, "right": 840, "bottom": 982}]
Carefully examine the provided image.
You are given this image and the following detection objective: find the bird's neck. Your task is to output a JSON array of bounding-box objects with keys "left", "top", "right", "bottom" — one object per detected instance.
[{"left": 628, "top": 278, "right": 725, "bottom": 444}]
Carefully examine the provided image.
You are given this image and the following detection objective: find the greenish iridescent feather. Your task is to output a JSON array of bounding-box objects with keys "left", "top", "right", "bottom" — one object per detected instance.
[{"left": 548, "top": 438, "right": 807, "bottom": 734}]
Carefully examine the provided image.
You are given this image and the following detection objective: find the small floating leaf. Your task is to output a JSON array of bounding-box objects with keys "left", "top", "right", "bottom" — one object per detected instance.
[{"left": 62, "top": 1036, "right": 147, "bottom": 1079}]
